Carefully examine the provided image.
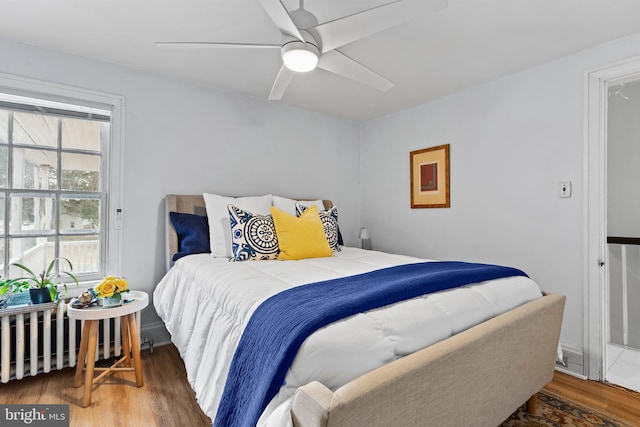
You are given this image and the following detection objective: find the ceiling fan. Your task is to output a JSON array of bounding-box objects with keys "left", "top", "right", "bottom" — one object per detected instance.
[{"left": 156, "top": 0, "right": 448, "bottom": 100}]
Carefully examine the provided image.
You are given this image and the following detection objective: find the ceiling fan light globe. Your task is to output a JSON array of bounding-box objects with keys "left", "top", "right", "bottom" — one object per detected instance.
[{"left": 282, "top": 42, "right": 319, "bottom": 73}]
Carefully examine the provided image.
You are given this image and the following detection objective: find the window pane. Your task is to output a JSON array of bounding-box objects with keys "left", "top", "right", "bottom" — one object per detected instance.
[
  {"left": 0, "top": 110, "right": 7, "bottom": 144},
  {"left": 0, "top": 146, "right": 6, "bottom": 188},
  {"left": 62, "top": 118, "right": 101, "bottom": 151},
  {"left": 60, "top": 197, "right": 100, "bottom": 231},
  {"left": 10, "top": 195, "right": 56, "bottom": 233},
  {"left": 61, "top": 153, "right": 100, "bottom": 192},
  {"left": 8, "top": 236, "right": 54, "bottom": 278},
  {"left": 0, "top": 91, "right": 113, "bottom": 282},
  {"left": 60, "top": 235, "right": 99, "bottom": 274},
  {"left": 12, "top": 147, "right": 57, "bottom": 190},
  {"left": 13, "top": 113, "right": 57, "bottom": 147}
]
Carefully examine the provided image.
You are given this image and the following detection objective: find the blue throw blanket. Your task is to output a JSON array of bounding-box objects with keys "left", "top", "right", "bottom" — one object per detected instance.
[{"left": 214, "top": 261, "right": 527, "bottom": 427}]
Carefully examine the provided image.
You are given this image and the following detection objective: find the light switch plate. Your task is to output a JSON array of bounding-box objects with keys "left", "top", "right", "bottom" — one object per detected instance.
[{"left": 558, "top": 181, "right": 572, "bottom": 198}]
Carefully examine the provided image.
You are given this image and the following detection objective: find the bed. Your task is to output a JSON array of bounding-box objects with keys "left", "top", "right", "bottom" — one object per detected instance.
[{"left": 154, "top": 194, "right": 565, "bottom": 427}]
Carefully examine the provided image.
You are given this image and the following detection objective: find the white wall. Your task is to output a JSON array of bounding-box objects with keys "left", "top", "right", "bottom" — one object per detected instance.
[
  {"left": 360, "top": 32, "right": 640, "bottom": 371},
  {"left": 0, "top": 37, "right": 362, "bottom": 341}
]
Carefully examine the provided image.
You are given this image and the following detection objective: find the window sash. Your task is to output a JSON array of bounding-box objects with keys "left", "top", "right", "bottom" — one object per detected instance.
[{"left": 0, "top": 73, "right": 123, "bottom": 289}]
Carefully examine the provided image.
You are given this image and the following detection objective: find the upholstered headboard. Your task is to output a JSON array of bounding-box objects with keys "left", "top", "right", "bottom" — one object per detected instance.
[{"left": 165, "top": 195, "right": 333, "bottom": 271}]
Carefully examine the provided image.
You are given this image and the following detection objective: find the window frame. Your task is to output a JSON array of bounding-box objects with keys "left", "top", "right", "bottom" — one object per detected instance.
[{"left": 0, "top": 72, "right": 125, "bottom": 295}]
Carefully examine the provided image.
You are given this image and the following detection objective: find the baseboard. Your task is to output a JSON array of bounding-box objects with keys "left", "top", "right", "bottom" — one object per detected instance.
[
  {"left": 140, "top": 321, "right": 172, "bottom": 348},
  {"left": 556, "top": 343, "right": 584, "bottom": 376}
]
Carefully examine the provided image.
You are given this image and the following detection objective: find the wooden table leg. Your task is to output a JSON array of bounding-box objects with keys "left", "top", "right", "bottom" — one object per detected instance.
[
  {"left": 74, "top": 320, "right": 92, "bottom": 388},
  {"left": 127, "top": 313, "right": 143, "bottom": 387},
  {"left": 121, "top": 315, "right": 131, "bottom": 367},
  {"left": 82, "top": 320, "right": 99, "bottom": 408},
  {"left": 526, "top": 392, "right": 538, "bottom": 414}
]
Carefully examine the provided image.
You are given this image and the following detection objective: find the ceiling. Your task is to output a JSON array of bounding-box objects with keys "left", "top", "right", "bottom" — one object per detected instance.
[{"left": 1, "top": 0, "right": 640, "bottom": 121}]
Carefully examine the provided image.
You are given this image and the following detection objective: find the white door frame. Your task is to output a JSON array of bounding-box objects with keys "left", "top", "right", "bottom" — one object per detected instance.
[{"left": 585, "top": 56, "right": 640, "bottom": 380}]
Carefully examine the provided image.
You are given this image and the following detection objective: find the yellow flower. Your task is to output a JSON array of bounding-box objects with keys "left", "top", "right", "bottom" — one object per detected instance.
[
  {"left": 94, "top": 276, "right": 127, "bottom": 298},
  {"left": 114, "top": 278, "right": 128, "bottom": 292},
  {"left": 95, "top": 280, "right": 116, "bottom": 298}
]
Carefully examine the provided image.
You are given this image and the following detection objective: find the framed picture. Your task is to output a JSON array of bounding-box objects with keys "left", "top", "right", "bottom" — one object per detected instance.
[{"left": 410, "top": 144, "right": 450, "bottom": 208}]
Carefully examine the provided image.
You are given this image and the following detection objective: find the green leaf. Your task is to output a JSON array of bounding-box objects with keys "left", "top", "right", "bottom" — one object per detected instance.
[
  {"left": 45, "top": 283, "right": 58, "bottom": 302},
  {"left": 11, "top": 263, "right": 38, "bottom": 282},
  {"left": 61, "top": 271, "right": 79, "bottom": 287}
]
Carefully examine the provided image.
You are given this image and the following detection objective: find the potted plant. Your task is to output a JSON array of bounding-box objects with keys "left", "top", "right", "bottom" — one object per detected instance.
[
  {"left": 11, "top": 257, "right": 79, "bottom": 304},
  {"left": 0, "top": 279, "right": 29, "bottom": 308}
]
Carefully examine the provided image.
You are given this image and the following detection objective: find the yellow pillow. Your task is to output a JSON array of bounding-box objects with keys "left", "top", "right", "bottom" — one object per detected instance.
[{"left": 271, "top": 205, "right": 332, "bottom": 260}]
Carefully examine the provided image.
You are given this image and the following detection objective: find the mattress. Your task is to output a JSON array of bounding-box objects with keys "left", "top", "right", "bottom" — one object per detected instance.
[{"left": 153, "top": 247, "right": 542, "bottom": 426}]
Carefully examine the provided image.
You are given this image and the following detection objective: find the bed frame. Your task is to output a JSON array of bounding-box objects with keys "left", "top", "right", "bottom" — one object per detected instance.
[{"left": 164, "top": 194, "right": 565, "bottom": 427}]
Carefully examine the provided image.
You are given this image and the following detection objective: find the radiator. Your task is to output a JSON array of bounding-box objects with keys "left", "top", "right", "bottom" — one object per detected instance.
[{"left": 0, "top": 299, "right": 138, "bottom": 383}]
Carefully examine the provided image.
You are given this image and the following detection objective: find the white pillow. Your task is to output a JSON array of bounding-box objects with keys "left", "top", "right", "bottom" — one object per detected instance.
[
  {"left": 272, "top": 195, "right": 325, "bottom": 216},
  {"left": 203, "top": 193, "right": 272, "bottom": 258}
]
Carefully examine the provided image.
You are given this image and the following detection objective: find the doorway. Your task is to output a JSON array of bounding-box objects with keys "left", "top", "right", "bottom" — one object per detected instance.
[
  {"left": 585, "top": 56, "right": 640, "bottom": 389},
  {"left": 606, "top": 78, "right": 640, "bottom": 391}
]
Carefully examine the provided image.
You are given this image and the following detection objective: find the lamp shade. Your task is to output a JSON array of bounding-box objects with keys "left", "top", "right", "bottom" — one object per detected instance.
[{"left": 359, "top": 227, "right": 370, "bottom": 240}]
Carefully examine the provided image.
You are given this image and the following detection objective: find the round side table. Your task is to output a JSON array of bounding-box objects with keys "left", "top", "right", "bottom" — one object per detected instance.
[{"left": 67, "top": 290, "right": 149, "bottom": 407}]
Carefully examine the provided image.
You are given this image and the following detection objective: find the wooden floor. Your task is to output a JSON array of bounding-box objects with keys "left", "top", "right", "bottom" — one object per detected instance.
[
  {"left": 545, "top": 369, "right": 640, "bottom": 426},
  {"left": 0, "top": 344, "right": 211, "bottom": 427},
  {"left": 1, "top": 344, "right": 639, "bottom": 426}
]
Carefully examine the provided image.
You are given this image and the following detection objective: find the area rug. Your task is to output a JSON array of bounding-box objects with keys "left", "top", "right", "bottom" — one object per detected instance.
[{"left": 500, "top": 390, "right": 633, "bottom": 427}]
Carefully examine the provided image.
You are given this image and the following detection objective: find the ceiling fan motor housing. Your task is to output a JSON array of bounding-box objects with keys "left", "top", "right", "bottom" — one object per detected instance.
[{"left": 281, "top": 36, "right": 320, "bottom": 72}]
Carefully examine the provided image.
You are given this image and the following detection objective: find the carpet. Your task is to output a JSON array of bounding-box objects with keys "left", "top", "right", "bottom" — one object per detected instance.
[{"left": 500, "top": 390, "right": 633, "bottom": 427}]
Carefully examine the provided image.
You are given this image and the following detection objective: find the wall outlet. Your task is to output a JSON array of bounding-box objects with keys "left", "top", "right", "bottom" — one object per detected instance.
[{"left": 558, "top": 181, "right": 572, "bottom": 198}]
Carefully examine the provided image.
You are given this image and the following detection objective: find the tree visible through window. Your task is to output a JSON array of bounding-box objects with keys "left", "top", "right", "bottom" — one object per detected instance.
[{"left": 0, "top": 97, "right": 111, "bottom": 282}]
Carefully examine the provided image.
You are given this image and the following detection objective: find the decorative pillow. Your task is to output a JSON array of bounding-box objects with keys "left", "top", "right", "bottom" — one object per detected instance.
[
  {"left": 274, "top": 196, "right": 344, "bottom": 246},
  {"left": 203, "top": 193, "right": 272, "bottom": 258},
  {"left": 227, "top": 205, "right": 279, "bottom": 261},
  {"left": 295, "top": 203, "right": 341, "bottom": 252},
  {"left": 272, "top": 196, "right": 325, "bottom": 216},
  {"left": 169, "top": 212, "right": 211, "bottom": 261},
  {"left": 271, "top": 205, "right": 332, "bottom": 261}
]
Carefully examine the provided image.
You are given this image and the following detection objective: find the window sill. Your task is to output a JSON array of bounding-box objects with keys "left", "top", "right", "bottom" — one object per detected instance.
[{"left": 59, "top": 281, "right": 101, "bottom": 299}]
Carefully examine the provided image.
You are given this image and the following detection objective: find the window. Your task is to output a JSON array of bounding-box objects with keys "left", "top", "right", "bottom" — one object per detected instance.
[{"left": 0, "top": 76, "right": 123, "bottom": 288}]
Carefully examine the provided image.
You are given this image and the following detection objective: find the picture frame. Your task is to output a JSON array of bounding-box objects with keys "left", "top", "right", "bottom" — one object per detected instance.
[{"left": 410, "top": 144, "right": 450, "bottom": 208}]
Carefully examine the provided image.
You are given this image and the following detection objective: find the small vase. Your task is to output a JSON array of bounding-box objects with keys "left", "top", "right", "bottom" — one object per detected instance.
[
  {"left": 102, "top": 295, "right": 122, "bottom": 309},
  {"left": 29, "top": 288, "right": 52, "bottom": 304}
]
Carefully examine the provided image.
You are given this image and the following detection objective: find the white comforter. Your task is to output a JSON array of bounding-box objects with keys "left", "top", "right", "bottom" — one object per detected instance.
[{"left": 153, "top": 247, "right": 542, "bottom": 426}]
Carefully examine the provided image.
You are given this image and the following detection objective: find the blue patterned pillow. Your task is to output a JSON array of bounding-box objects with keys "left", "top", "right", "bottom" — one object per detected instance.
[
  {"left": 228, "top": 205, "right": 279, "bottom": 261},
  {"left": 169, "top": 212, "right": 211, "bottom": 261},
  {"left": 295, "top": 203, "right": 341, "bottom": 252}
]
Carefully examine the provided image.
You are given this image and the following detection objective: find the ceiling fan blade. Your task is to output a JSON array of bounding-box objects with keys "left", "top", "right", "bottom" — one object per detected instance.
[
  {"left": 258, "top": 0, "right": 304, "bottom": 41},
  {"left": 317, "top": 50, "right": 394, "bottom": 92},
  {"left": 268, "top": 65, "right": 295, "bottom": 100},
  {"left": 155, "top": 42, "right": 280, "bottom": 49},
  {"left": 311, "top": 0, "right": 447, "bottom": 53}
]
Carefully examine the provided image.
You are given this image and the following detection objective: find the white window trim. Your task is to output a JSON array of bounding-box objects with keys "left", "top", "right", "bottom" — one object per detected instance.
[{"left": 0, "top": 72, "right": 125, "bottom": 295}]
